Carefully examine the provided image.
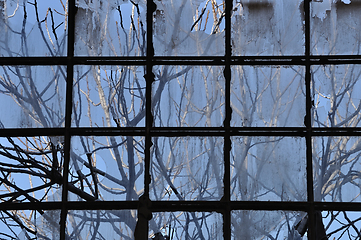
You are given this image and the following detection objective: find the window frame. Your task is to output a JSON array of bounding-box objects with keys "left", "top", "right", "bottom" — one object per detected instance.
[{"left": 1, "top": 0, "right": 361, "bottom": 239}]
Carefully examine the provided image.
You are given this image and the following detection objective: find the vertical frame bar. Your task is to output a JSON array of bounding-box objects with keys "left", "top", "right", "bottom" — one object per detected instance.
[
  {"left": 223, "top": 0, "right": 232, "bottom": 239},
  {"left": 304, "top": 0, "right": 315, "bottom": 239},
  {"left": 134, "top": 1, "right": 156, "bottom": 239},
  {"left": 60, "top": 0, "right": 75, "bottom": 239}
]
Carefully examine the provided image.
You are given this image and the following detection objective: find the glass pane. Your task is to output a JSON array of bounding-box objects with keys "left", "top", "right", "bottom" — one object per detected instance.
[
  {"left": 75, "top": 0, "right": 146, "bottom": 56},
  {"left": 35, "top": 210, "right": 61, "bottom": 239},
  {"left": 70, "top": 136, "right": 144, "bottom": 201},
  {"left": 151, "top": 212, "right": 223, "bottom": 240},
  {"left": 313, "top": 136, "right": 361, "bottom": 202},
  {"left": 0, "top": 66, "right": 66, "bottom": 128},
  {"left": 150, "top": 137, "right": 224, "bottom": 201},
  {"left": 0, "top": 210, "right": 60, "bottom": 239},
  {"left": 311, "top": 1, "right": 361, "bottom": 55},
  {"left": 73, "top": 65, "right": 146, "bottom": 127},
  {"left": 231, "top": 137, "right": 306, "bottom": 201},
  {"left": 312, "top": 65, "right": 361, "bottom": 128},
  {"left": 231, "top": 210, "right": 306, "bottom": 239},
  {"left": 152, "top": 65, "right": 225, "bottom": 127},
  {"left": 67, "top": 210, "right": 136, "bottom": 239},
  {"left": 0, "top": 136, "right": 64, "bottom": 202},
  {"left": 231, "top": 66, "right": 305, "bottom": 127},
  {"left": 153, "top": 0, "right": 224, "bottom": 56},
  {"left": 232, "top": 0, "right": 304, "bottom": 56},
  {"left": 0, "top": 1, "right": 67, "bottom": 57},
  {"left": 323, "top": 211, "right": 361, "bottom": 239}
]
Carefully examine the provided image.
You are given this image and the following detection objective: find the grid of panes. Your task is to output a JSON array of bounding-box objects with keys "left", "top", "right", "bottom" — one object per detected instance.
[{"left": 1, "top": 0, "right": 361, "bottom": 239}]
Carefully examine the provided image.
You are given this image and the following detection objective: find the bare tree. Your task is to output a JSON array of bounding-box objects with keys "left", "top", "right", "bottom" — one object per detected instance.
[{"left": 1, "top": 0, "right": 361, "bottom": 240}]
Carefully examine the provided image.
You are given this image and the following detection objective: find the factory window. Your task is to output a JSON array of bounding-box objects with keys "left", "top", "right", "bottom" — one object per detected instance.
[{"left": 0, "top": 0, "right": 361, "bottom": 239}]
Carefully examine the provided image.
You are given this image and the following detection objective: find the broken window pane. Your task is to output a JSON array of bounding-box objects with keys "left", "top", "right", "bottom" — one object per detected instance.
[
  {"left": 152, "top": 65, "right": 225, "bottom": 127},
  {"left": 313, "top": 136, "right": 361, "bottom": 202},
  {"left": 0, "top": 1, "right": 67, "bottom": 57},
  {"left": 231, "top": 66, "right": 305, "bottom": 127},
  {"left": 72, "top": 65, "right": 146, "bottom": 127},
  {"left": 232, "top": 0, "right": 304, "bottom": 56},
  {"left": 151, "top": 211, "right": 223, "bottom": 240},
  {"left": 0, "top": 136, "right": 64, "bottom": 203},
  {"left": 323, "top": 211, "right": 361, "bottom": 239},
  {"left": 153, "top": 0, "right": 225, "bottom": 56},
  {"left": 70, "top": 136, "right": 144, "bottom": 201},
  {"left": 312, "top": 65, "right": 361, "bottom": 128},
  {"left": 0, "top": 66, "right": 66, "bottom": 128},
  {"left": 66, "top": 210, "right": 136, "bottom": 239},
  {"left": 0, "top": 135, "right": 63, "bottom": 239},
  {"left": 0, "top": 210, "right": 61, "bottom": 239},
  {"left": 231, "top": 136, "right": 307, "bottom": 201},
  {"left": 151, "top": 137, "right": 224, "bottom": 201}
]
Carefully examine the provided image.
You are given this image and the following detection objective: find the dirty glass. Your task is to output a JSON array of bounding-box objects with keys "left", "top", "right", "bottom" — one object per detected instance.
[
  {"left": 231, "top": 136, "right": 306, "bottom": 201},
  {"left": 152, "top": 65, "right": 225, "bottom": 127},
  {"left": 72, "top": 65, "right": 146, "bottom": 127},
  {"left": 231, "top": 210, "right": 306, "bottom": 239},
  {"left": 151, "top": 211, "right": 223, "bottom": 240},
  {"left": 0, "top": 65, "right": 66, "bottom": 128},
  {"left": 232, "top": 0, "right": 304, "bottom": 56},
  {"left": 313, "top": 136, "right": 361, "bottom": 202},
  {"left": 0, "top": 1, "right": 67, "bottom": 57},
  {"left": 74, "top": 0, "right": 146, "bottom": 56},
  {"left": 153, "top": 0, "right": 225, "bottom": 56},
  {"left": 1, "top": 0, "right": 361, "bottom": 239},
  {"left": 0, "top": 210, "right": 62, "bottom": 239},
  {"left": 231, "top": 65, "right": 305, "bottom": 127},
  {"left": 311, "top": 1, "right": 361, "bottom": 55},
  {"left": 312, "top": 65, "right": 361, "bottom": 128},
  {"left": 150, "top": 136, "right": 224, "bottom": 201}
]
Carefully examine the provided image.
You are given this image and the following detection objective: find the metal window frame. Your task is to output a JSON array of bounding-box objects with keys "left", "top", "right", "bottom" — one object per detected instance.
[{"left": 1, "top": 0, "right": 361, "bottom": 239}]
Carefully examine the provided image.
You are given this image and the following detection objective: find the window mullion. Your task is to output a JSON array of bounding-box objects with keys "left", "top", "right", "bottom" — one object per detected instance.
[
  {"left": 304, "top": 0, "right": 315, "bottom": 239},
  {"left": 60, "top": 0, "right": 76, "bottom": 239}
]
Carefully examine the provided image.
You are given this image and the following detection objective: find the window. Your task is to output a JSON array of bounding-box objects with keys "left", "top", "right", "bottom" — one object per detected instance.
[{"left": 0, "top": 0, "right": 361, "bottom": 239}]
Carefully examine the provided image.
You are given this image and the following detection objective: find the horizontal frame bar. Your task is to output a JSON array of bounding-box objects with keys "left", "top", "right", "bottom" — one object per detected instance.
[
  {"left": 2, "top": 55, "right": 361, "bottom": 66},
  {"left": 2, "top": 201, "right": 361, "bottom": 212},
  {"left": 0, "top": 127, "right": 360, "bottom": 137}
]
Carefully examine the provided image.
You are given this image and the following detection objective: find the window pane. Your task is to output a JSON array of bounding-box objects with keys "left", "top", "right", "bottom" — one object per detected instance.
[
  {"left": 151, "top": 211, "right": 223, "bottom": 240},
  {"left": 66, "top": 210, "right": 136, "bottom": 239},
  {"left": 35, "top": 210, "right": 61, "bottom": 239},
  {"left": 0, "top": 136, "right": 64, "bottom": 202},
  {"left": 313, "top": 136, "right": 361, "bottom": 202},
  {"left": 323, "top": 211, "right": 361, "bottom": 239},
  {"left": 70, "top": 136, "right": 144, "bottom": 201},
  {"left": 312, "top": 65, "right": 361, "bottom": 128},
  {"left": 152, "top": 65, "right": 225, "bottom": 127},
  {"left": 153, "top": 0, "right": 224, "bottom": 56},
  {"left": 72, "top": 65, "right": 146, "bottom": 127},
  {"left": 150, "top": 137, "right": 224, "bottom": 201},
  {"left": 0, "top": 66, "right": 66, "bottom": 128},
  {"left": 0, "top": 1, "right": 67, "bottom": 57},
  {"left": 231, "top": 210, "right": 305, "bottom": 239},
  {"left": 75, "top": 0, "right": 146, "bottom": 56},
  {"left": 232, "top": 0, "right": 304, "bottom": 56},
  {"left": 0, "top": 210, "right": 61, "bottom": 239},
  {"left": 231, "top": 136, "right": 306, "bottom": 201},
  {"left": 311, "top": 1, "right": 361, "bottom": 55},
  {"left": 231, "top": 66, "right": 305, "bottom": 127}
]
